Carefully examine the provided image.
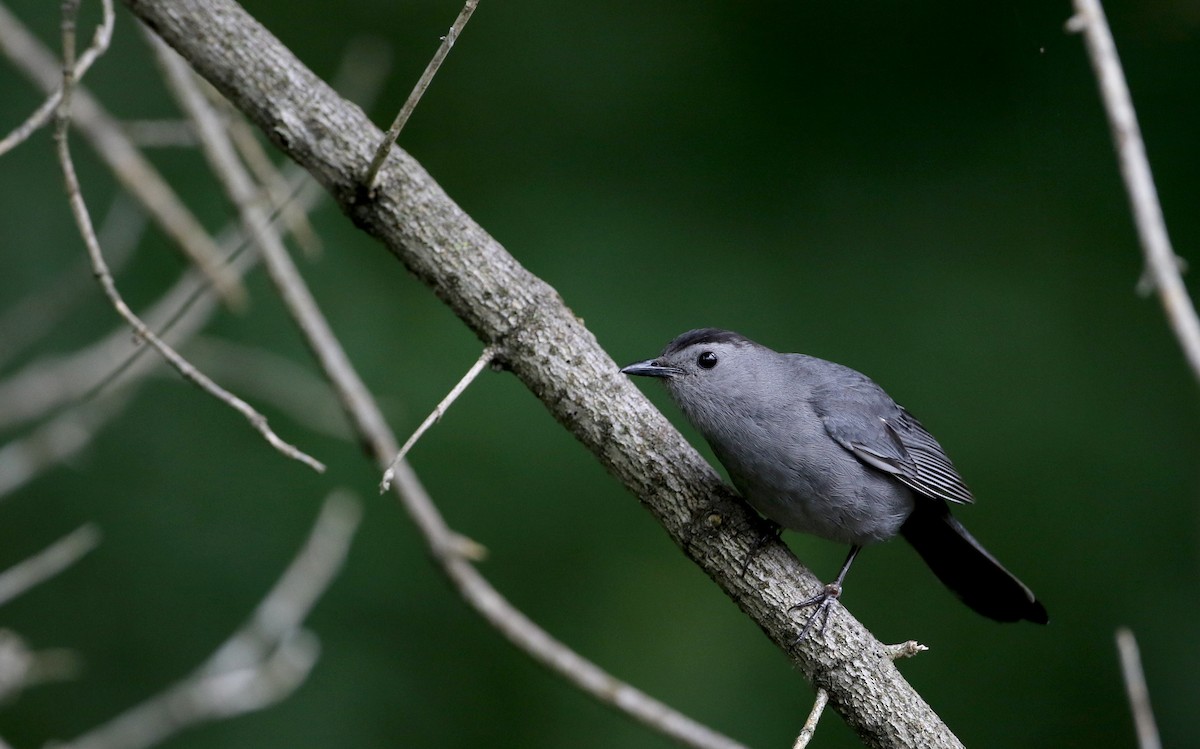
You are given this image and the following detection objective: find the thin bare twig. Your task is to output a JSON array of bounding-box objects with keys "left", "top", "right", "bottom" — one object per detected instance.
[
  {"left": 179, "top": 68, "right": 323, "bottom": 259},
  {"left": 790, "top": 640, "right": 922, "bottom": 749},
  {"left": 0, "top": 525, "right": 101, "bottom": 607},
  {"left": 147, "top": 27, "right": 285, "bottom": 258},
  {"left": 1068, "top": 0, "right": 1200, "bottom": 383},
  {"left": 53, "top": 7, "right": 324, "bottom": 473},
  {"left": 362, "top": 0, "right": 478, "bottom": 191},
  {"left": 886, "top": 640, "right": 928, "bottom": 660},
  {"left": 147, "top": 35, "right": 745, "bottom": 736},
  {"left": 0, "top": 36, "right": 385, "bottom": 433},
  {"left": 0, "top": 0, "right": 112, "bottom": 157},
  {"left": 1115, "top": 628, "right": 1162, "bottom": 749},
  {"left": 379, "top": 345, "right": 496, "bottom": 491},
  {"left": 147, "top": 29, "right": 384, "bottom": 470},
  {"left": 0, "top": 178, "right": 313, "bottom": 433},
  {"left": 794, "top": 637, "right": 922, "bottom": 748},
  {"left": 0, "top": 1, "right": 246, "bottom": 307},
  {"left": 183, "top": 337, "right": 354, "bottom": 441},
  {"left": 0, "top": 34, "right": 386, "bottom": 488},
  {"left": 55, "top": 493, "right": 361, "bottom": 749},
  {"left": 792, "top": 689, "right": 828, "bottom": 749}
]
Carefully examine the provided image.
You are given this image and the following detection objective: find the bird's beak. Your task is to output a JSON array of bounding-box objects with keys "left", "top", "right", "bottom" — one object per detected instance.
[{"left": 620, "top": 359, "right": 684, "bottom": 378}]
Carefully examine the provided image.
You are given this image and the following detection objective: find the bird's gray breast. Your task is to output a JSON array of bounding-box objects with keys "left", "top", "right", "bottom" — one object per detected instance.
[{"left": 678, "top": 360, "right": 915, "bottom": 546}]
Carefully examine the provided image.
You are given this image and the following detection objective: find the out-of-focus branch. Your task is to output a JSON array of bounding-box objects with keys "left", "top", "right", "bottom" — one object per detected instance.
[
  {"left": 0, "top": 525, "right": 100, "bottom": 607},
  {"left": 0, "top": 38, "right": 383, "bottom": 434},
  {"left": 147, "top": 30, "right": 397, "bottom": 466},
  {"left": 0, "top": 387, "right": 133, "bottom": 499},
  {"left": 0, "top": 527, "right": 97, "bottom": 701},
  {"left": 121, "top": 118, "right": 196, "bottom": 147},
  {"left": 182, "top": 337, "right": 354, "bottom": 441},
  {"left": 388, "top": 462, "right": 748, "bottom": 749},
  {"left": 122, "top": 1, "right": 963, "bottom": 746},
  {"left": 1068, "top": 0, "right": 1200, "bottom": 384},
  {"left": 244, "top": 208, "right": 751, "bottom": 749},
  {"left": 54, "top": 493, "right": 362, "bottom": 749},
  {"left": 0, "top": 1, "right": 246, "bottom": 307},
  {"left": 221, "top": 101, "right": 322, "bottom": 257},
  {"left": 1115, "top": 628, "right": 1161, "bottom": 749},
  {"left": 53, "top": 3, "right": 324, "bottom": 473},
  {"left": 0, "top": 629, "right": 81, "bottom": 703},
  {"left": 0, "top": 177, "right": 313, "bottom": 434}
]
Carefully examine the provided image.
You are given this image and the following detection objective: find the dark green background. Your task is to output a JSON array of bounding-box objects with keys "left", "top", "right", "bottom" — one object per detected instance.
[{"left": 2, "top": 1, "right": 1198, "bottom": 747}]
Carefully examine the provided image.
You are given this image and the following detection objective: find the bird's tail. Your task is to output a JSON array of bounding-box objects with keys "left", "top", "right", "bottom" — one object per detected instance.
[{"left": 900, "top": 502, "right": 1048, "bottom": 624}]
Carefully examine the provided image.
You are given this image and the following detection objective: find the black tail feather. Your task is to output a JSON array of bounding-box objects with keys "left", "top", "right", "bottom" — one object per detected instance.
[{"left": 900, "top": 502, "right": 1048, "bottom": 624}]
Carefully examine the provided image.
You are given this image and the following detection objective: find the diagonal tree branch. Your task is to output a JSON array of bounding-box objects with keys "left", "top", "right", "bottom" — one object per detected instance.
[{"left": 122, "top": 1, "right": 961, "bottom": 746}]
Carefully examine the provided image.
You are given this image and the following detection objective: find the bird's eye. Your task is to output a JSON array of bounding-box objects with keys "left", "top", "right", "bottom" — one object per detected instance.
[{"left": 697, "top": 351, "right": 718, "bottom": 369}]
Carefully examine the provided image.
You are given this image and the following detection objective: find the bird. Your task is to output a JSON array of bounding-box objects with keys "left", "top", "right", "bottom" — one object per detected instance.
[{"left": 621, "top": 327, "right": 1048, "bottom": 636}]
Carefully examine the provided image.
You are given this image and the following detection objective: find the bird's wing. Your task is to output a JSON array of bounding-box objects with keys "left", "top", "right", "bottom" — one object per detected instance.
[
  {"left": 881, "top": 409, "right": 974, "bottom": 504},
  {"left": 813, "top": 376, "right": 974, "bottom": 505}
]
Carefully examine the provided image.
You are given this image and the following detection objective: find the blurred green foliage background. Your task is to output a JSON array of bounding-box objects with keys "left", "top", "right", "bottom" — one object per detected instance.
[{"left": 1, "top": 1, "right": 1198, "bottom": 747}]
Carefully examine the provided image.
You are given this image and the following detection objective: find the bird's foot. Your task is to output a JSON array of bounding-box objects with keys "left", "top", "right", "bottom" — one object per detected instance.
[
  {"left": 738, "top": 519, "right": 782, "bottom": 578},
  {"left": 788, "top": 582, "right": 843, "bottom": 642}
]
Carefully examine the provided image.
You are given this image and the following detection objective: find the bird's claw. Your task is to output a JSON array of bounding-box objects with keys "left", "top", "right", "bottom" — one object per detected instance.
[{"left": 789, "top": 582, "right": 843, "bottom": 642}]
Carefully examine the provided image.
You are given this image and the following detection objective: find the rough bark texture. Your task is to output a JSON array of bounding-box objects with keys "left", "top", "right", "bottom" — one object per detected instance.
[{"left": 122, "top": 1, "right": 963, "bottom": 746}]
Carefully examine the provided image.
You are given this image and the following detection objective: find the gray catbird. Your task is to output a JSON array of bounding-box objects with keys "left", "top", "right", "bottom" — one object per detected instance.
[{"left": 621, "top": 328, "right": 1048, "bottom": 632}]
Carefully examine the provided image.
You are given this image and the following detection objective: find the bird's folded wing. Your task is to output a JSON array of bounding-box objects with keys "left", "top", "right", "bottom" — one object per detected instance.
[{"left": 820, "top": 404, "right": 975, "bottom": 505}]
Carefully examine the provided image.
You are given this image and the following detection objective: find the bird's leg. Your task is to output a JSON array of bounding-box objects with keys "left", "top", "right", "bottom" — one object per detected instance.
[
  {"left": 789, "top": 545, "right": 862, "bottom": 641},
  {"left": 738, "top": 518, "right": 783, "bottom": 578}
]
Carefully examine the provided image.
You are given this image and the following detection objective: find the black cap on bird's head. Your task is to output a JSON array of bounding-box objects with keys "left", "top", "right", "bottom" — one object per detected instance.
[{"left": 620, "top": 328, "right": 753, "bottom": 379}]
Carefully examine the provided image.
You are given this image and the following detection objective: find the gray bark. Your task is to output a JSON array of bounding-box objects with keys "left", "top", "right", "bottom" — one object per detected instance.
[{"left": 122, "top": 1, "right": 963, "bottom": 746}]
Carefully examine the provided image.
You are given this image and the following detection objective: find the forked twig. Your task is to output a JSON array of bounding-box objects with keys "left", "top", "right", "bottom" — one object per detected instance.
[
  {"left": 53, "top": 4, "right": 323, "bottom": 473},
  {"left": 0, "top": 0, "right": 246, "bottom": 307},
  {"left": 0, "top": 35, "right": 386, "bottom": 436},
  {"left": 0, "top": 0, "right": 112, "bottom": 156}
]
